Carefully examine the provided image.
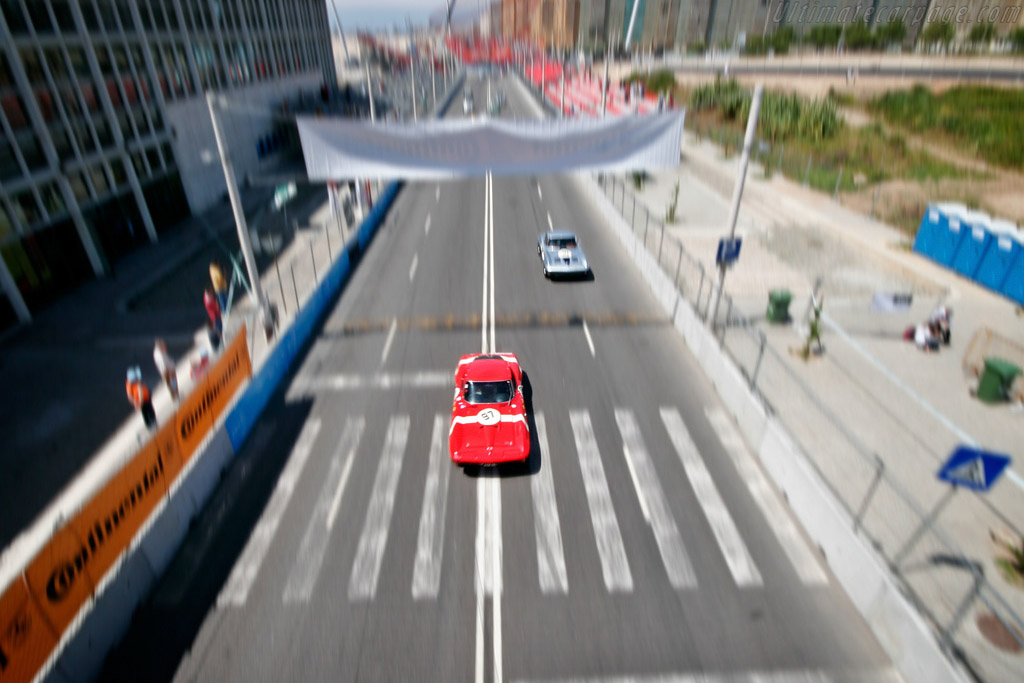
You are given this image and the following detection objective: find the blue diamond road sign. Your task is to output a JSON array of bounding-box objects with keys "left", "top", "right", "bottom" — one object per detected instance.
[{"left": 937, "top": 446, "right": 1012, "bottom": 493}]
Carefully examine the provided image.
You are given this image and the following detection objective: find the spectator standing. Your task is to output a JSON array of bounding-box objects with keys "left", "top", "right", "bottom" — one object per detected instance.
[
  {"left": 153, "top": 338, "right": 179, "bottom": 401},
  {"left": 209, "top": 261, "right": 228, "bottom": 312},
  {"left": 204, "top": 286, "right": 222, "bottom": 334},
  {"left": 126, "top": 367, "right": 157, "bottom": 430}
]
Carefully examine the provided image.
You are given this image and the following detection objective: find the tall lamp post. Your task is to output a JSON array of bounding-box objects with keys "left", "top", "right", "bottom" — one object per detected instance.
[{"left": 206, "top": 92, "right": 272, "bottom": 338}]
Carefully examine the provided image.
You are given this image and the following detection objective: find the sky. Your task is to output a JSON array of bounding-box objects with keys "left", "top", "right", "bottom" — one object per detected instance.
[{"left": 326, "top": 0, "right": 480, "bottom": 32}]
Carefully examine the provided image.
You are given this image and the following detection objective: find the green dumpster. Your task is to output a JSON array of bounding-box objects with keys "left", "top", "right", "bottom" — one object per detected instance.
[
  {"left": 766, "top": 289, "right": 793, "bottom": 323},
  {"left": 976, "top": 357, "right": 1023, "bottom": 404}
]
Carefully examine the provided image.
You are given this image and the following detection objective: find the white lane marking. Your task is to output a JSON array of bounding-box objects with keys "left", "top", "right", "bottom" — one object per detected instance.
[
  {"left": 547, "top": 212, "right": 553, "bottom": 231},
  {"left": 283, "top": 417, "right": 365, "bottom": 603},
  {"left": 511, "top": 665, "right": 903, "bottom": 683},
  {"left": 290, "top": 371, "right": 450, "bottom": 394},
  {"left": 488, "top": 172, "right": 496, "bottom": 353},
  {"left": 379, "top": 317, "right": 398, "bottom": 367},
  {"left": 409, "top": 253, "right": 419, "bottom": 281},
  {"left": 660, "top": 408, "right": 761, "bottom": 587},
  {"left": 569, "top": 410, "right": 633, "bottom": 592},
  {"left": 435, "top": 184, "right": 440, "bottom": 202},
  {"left": 412, "top": 415, "right": 451, "bottom": 600},
  {"left": 537, "top": 182, "right": 542, "bottom": 199},
  {"left": 706, "top": 409, "right": 829, "bottom": 586},
  {"left": 582, "top": 320, "right": 595, "bottom": 357},
  {"left": 481, "top": 174, "right": 490, "bottom": 354},
  {"left": 348, "top": 415, "right": 411, "bottom": 600},
  {"left": 531, "top": 413, "right": 568, "bottom": 594},
  {"left": 218, "top": 418, "right": 322, "bottom": 607},
  {"left": 425, "top": 214, "right": 431, "bottom": 234},
  {"left": 492, "top": 470, "right": 503, "bottom": 683},
  {"left": 614, "top": 409, "right": 697, "bottom": 590},
  {"left": 475, "top": 469, "right": 503, "bottom": 683}
]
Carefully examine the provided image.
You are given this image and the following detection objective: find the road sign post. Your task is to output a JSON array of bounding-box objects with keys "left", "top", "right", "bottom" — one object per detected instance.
[{"left": 893, "top": 446, "right": 1011, "bottom": 566}]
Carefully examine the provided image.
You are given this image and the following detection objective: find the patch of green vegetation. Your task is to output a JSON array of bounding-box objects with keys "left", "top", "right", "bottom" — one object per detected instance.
[
  {"left": 624, "top": 69, "right": 677, "bottom": 96},
  {"left": 870, "top": 84, "right": 1024, "bottom": 172},
  {"left": 686, "top": 82, "right": 963, "bottom": 196}
]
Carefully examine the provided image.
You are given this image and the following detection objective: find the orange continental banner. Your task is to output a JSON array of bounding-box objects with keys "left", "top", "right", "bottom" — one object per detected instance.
[
  {"left": 175, "top": 325, "right": 251, "bottom": 462},
  {"left": 0, "top": 326, "right": 250, "bottom": 683},
  {"left": 0, "top": 577, "right": 58, "bottom": 683}
]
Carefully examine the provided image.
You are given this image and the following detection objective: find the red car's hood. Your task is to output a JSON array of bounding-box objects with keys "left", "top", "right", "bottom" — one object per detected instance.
[{"left": 449, "top": 405, "right": 528, "bottom": 462}]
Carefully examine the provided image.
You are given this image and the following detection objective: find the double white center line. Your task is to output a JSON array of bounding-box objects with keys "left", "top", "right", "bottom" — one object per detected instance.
[
  {"left": 481, "top": 172, "right": 497, "bottom": 354},
  {"left": 477, "top": 171, "right": 503, "bottom": 683}
]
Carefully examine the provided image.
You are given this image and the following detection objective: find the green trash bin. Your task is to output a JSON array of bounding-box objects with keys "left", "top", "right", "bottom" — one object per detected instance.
[
  {"left": 766, "top": 289, "right": 793, "bottom": 323},
  {"left": 976, "top": 357, "right": 1023, "bottom": 404}
]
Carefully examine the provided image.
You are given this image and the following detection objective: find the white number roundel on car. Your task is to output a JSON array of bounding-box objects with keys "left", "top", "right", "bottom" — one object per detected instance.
[
  {"left": 477, "top": 408, "right": 500, "bottom": 425},
  {"left": 557, "top": 248, "right": 572, "bottom": 259}
]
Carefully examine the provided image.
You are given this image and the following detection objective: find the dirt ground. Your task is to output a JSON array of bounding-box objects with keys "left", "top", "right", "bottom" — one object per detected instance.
[{"left": 667, "top": 71, "right": 1024, "bottom": 231}]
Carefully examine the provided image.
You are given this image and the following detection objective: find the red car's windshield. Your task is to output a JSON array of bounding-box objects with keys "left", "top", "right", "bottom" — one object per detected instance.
[{"left": 463, "top": 380, "right": 513, "bottom": 404}]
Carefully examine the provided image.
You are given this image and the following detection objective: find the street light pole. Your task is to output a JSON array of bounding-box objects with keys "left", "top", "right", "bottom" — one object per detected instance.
[
  {"left": 206, "top": 91, "right": 270, "bottom": 334},
  {"left": 366, "top": 62, "right": 375, "bottom": 121},
  {"left": 708, "top": 83, "right": 763, "bottom": 329}
]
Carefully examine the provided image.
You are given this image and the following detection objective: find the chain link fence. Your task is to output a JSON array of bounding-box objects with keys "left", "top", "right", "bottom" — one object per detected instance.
[{"left": 595, "top": 171, "right": 1024, "bottom": 683}]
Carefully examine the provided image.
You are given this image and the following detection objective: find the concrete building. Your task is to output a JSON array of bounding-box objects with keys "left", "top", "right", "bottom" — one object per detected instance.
[{"left": 0, "top": 0, "right": 333, "bottom": 329}]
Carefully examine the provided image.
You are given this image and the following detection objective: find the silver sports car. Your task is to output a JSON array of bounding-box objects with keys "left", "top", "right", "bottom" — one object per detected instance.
[{"left": 537, "top": 230, "right": 591, "bottom": 279}]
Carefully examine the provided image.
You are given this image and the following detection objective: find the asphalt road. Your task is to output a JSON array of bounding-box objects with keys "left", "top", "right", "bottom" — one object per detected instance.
[{"left": 100, "top": 72, "right": 898, "bottom": 683}]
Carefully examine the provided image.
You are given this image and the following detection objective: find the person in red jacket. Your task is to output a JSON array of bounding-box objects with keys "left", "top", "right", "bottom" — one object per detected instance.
[
  {"left": 126, "top": 367, "right": 157, "bottom": 429},
  {"left": 204, "top": 286, "right": 222, "bottom": 334}
]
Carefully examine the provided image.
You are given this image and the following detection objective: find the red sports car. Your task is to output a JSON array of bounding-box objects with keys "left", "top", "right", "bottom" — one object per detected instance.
[{"left": 449, "top": 353, "right": 529, "bottom": 465}]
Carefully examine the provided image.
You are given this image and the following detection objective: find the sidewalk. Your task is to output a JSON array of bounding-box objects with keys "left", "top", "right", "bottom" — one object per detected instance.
[
  {"left": 623, "top": 130, "right": 1024, "bottom": 681},
  {"left": 0, "top": 173, "right": 369, "bottom": 571}
]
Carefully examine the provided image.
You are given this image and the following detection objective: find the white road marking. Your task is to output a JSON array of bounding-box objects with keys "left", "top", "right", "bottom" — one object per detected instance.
[
  {"left": 531, "top": 413, "right": 568, "bottom": 594},
  {"left": 614, "top": 409, "right": 697, "bottom": 590},
  {"left": 582, "top": 320, "right": 595, "bottom": 357},
  {"left": 660, "top": 408, "right": 761, "bottom": 587},
  {"left": 412, "top": 415, "right": 451, "bottom": 600},
  {"left": 488, "top": 173, "right": 496, "bottom": 354},
  {"left": 537, "top": 182, "right": 542, "bottom": 199},
  {"left": 282, "top": 418, "right": 365, "bottom": 603},
  {"left": 706, "top": 409, "right": 829, "bottom": 586},
  {"left": 476, "top": 469, "right": 503, "bottom": 683},
  {"left": 569, "top": 410, "right": 633, "bottom": 592},
  {"left": 511, "top": 665, "right": 903, "bottom": 683},
  {"left": 425, "top": 214, "right": 431, "bottom": 234},
  {"left": 409, "top": 253, "right": 419, "bottom": 281},
  {"left": 379, "top": 317, "right": 398, "bottom": 367},
  {"left": 481, "top": 173, "right": 490, "bottom": 354},
  {"left": 348, "top": 415, "right": 411, "bottom": 600},
  {"left": 290, "top": 371, "right": 450, "bottom": 394},
  {"left": 218, "top": 418, "right": 322, "bottom": 607},
  {"left": 435, "top": 184, "right": 440, "bottom": 202},
  {"left": 547, "top": 212, "right": 553, "bottom": 231}
]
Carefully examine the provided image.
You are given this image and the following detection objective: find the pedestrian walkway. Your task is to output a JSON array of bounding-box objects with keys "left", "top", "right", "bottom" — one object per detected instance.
[
  {"left": 214, "top": 403, "right": 828, "bottom": 611},
  {"left": 0, "top": 172, "right": 377, "bottom": 582},
  {"left": 610, "top": 128, "right": 1024, "bottom": 683}
]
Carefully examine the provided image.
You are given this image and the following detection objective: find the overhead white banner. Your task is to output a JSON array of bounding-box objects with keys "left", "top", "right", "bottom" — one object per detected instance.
[{"left": 297, "top": 111, "right": 686, "bottom": 180}]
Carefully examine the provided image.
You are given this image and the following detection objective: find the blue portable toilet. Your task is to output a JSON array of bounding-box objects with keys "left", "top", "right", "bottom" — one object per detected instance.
[
  {"left": 1000, "top": 231, "right": 1024, "bottom": 306},
  {"left": 915, "top": 203, "right": 969, "bottom": 266},
  {"left": 912, "top": 204, "right": 943, "bottom": 258},
  {"left": 950, "top": 210, "right": 993, "bottom": 278},
  {"left": 975, "top": 220, "right": 1021, "bottom": 292}
]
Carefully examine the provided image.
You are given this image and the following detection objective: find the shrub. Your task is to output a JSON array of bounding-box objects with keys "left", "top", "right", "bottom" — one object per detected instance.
[
  {"left": 845, "top": 19, "right": 876, "bottom": 50},
  {"left": 876, "top": 18, "right": 907, "bottom": 47},
  {"left": 920, "top": 19, "right": 955, "bottom": 46},
  {"left": 808, "top": 24, "right": 843, "bottom": 49}
]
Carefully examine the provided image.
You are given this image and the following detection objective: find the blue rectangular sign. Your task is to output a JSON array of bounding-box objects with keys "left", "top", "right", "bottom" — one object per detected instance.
[
  {"left": 937, "top": 446, "right": 1011, "bottom": 492},
  {"left": 716, "top": 237, "right": 742, "bottom": 267}
]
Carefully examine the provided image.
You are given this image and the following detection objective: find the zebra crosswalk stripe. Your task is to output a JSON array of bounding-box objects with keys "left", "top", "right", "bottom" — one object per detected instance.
[
  {"left": 412, "top": 414, "right": 451, "bottom": 600},
  {"left": 660, "top": 407, "right": 761, "bottom": 587},
  {"left": 531, "top": 412, "right": 568, "bottom": 594},
  {"left": 614, "top": 409, "right": 697, "bottom": 590},
  {"left": 706, "top": 408, "right": 828, "bottom": 586},
  {"left": 349, "top": 415, "right": 411, "bottom": 600},
  {"left": 569, "top": 410, "right": 633, "bottom": 592}
]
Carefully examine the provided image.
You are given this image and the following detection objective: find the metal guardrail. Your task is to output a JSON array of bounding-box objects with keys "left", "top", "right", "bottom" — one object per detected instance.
[{"left": 595, "top": 172, "right": 1024, "bottom": 683}]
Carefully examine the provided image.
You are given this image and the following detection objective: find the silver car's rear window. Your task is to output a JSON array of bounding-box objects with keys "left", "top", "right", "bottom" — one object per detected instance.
[
  {"left": 549, "top": 237, "right": 576, "bottom": 248},
  {"left": 464, "top": 380, "right": 513, "bottom": 404}
]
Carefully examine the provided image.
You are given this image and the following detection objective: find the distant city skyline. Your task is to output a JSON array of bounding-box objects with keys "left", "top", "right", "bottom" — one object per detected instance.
[{"left": 327, "top": 0, "right": 478, "bottom": 31}]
